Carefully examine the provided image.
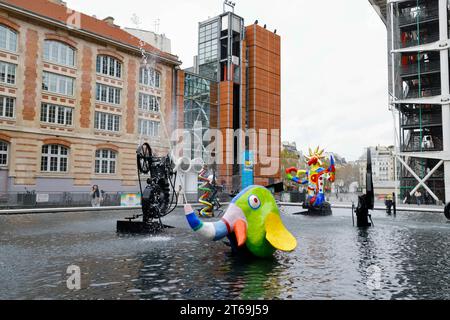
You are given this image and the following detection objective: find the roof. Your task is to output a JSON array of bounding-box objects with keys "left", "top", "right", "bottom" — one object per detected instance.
[
  {"left": 368, "top": 0, "right": 387, "bottom": 26},
  {"left": 0, "top": 0, "right": 181, "bottom": 65}
]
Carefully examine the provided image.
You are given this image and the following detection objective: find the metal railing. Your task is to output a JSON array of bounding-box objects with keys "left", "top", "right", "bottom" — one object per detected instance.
[
  {"left": 0, "top": 190, "right": 232, "bottom": 210},
  {"left": 402, "top": 86, "right": 441, "bottom": 99},
  {"left": 401, "top": 144, "right": 443, "bottom": 153},
  {"left": 401, "top": 135, "right": 444, "bottom": 153},
  {"left": 400, "top": 60, "right": 440, "bottom": 77},
  {"left": 400, "top": 32, "right": 440, "bottom": 49},
  {"left": 401, "top": 112, "right": 442, "bottom": 127},
  {"left": 0, "top": 191, "right": 122, "bottom": 209},
  {"left": 1, "top": 201, "right": 444, "bottom": 215},
  {"left": 398, "top": 6, "right": 439, "bottom": 27}
]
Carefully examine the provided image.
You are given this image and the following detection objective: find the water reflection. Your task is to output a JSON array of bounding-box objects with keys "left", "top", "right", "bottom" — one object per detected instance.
[
  {"left": 1, "top": 209, "right": 450, "bottom": 300},
  {"left": 225, "top": 255, "right": 283, "bottom": 300},
  {"left": 354, "top": 229, "right": 381, "bottom": 299},
  {"left": 124, "top": 244, "right": 287, "bottom": 300},
  {"left": 355, "top": 229, "right": 377, "bottom": 272}
]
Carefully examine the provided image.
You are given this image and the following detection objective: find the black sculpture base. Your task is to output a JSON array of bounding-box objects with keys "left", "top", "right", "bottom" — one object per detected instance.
[
  {"left": 355, "top": 194, "right": 373, "bottom": 228},
  {"left": 116, "top": 220, "right": 172, "bottom": 234},
  {"left": 356, "top": 214, "right": 372, "bottom": 228},
  {"left": 294, "top": 202, "right": 333, "bottom": 216}
]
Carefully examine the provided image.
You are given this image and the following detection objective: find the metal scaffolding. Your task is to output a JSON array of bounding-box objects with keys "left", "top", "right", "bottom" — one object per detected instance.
[{"left": 384, "top": 0, "right": 450, "bottom": 204}]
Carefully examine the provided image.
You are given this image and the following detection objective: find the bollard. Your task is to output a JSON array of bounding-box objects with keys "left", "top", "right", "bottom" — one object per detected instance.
[{"left": 393, "top": 192, "right": 397, "bottom": 217}]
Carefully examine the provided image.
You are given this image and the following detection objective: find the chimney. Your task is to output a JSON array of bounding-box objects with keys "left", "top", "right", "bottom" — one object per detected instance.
[
  {"left": 103, "top": 16, "right": 115, "bottom": 26},
  {"left": 48, "top": 0, "right": 67, "bottom": 6}
]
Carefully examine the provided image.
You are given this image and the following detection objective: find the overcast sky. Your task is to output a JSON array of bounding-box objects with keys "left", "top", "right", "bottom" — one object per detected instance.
[{"left": 66, "top": 0, "right": 391, "bottom": 161}]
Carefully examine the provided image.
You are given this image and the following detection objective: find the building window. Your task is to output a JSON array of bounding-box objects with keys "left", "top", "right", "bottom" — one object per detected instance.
[
  {"left": 0, "top": 141, "right": 8, "bottom": 167},
  {"left": 0, "top": 96, "right": 15, "bottom": 118},
  {"left": 0, "top": 61, "right": 16, "bottom": 85},
  {"left": 94, "top": 112, "right": 120, "bottom": 132},
  {"left": 95, "top": 149, "right": 117, "bottom": 174},
  {"left": 138, "top": 119, "right": 160, "bottom": 137},
  {"left": 96, "top": 83, "right": 121, "bottom": 105},
  {"left": 42, "top": 72, "right": 74, "bottom": 96},
  {"left": 40, "top": 103, "right": 73, "bottom": 126},
  {"left": 41, "top": 144, "right": 69, "bottom": 173},
  {"left": 43, "top": 40, "right": 76, "bottom": 67},
  {"left": 155, "top": 72, "right": 161, "bottom": 88},
  {"left": 138, "top": 93, "right": 160, "bottom": 112},
  {"left": 0, "top": 25, "right": 17, "bottom": 52},
  {"left": 139, "top": 67, "right": 161, "bottom": 88},
  {"left": 199, "top": 21, "right": 219, "bottom": 65},
  {"left": 96, "top": 55, "right": 122, "bottom": 78}
]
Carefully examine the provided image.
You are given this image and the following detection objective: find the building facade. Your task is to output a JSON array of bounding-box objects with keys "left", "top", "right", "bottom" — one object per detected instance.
[
  {"left": 0, "top": 0, "right": 181, "bottom": 194},
  {"left": 124, "top": 28, "right": 172, "bottom": 54},
  {"left": 282, "top": 141, "right": 302, "bottom": 157},
  {"left": 370, "top": 0, "right": 450, "bottom": 204},
  {"left": 358, "top": 146, "right": 397, "bottom": 197},
  {"left": 0, "top": 0, "right": 281, "bottom": 197},
  {"left": 177, "top": 9, "right": 282, "bottom": 194}
]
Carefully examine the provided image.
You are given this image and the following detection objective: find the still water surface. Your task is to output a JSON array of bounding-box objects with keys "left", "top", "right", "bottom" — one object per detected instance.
[{"left": 0, "top": 207, "right": 449, "bottom": 300}]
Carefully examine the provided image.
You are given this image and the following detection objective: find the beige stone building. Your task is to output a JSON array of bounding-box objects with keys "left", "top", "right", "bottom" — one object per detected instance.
[{"left": 0, "top": 0, "right": 181, "bottom": 193}]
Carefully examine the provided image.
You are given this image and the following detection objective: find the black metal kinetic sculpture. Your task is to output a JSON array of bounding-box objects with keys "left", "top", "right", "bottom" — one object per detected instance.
[
  {"left": 445, "top": 202, "right": 450, "bottom": 221},
  {"left": 353, "top": 148, "right": 375, "bottom": 228},
  {"left": 116, "top": 143, "right": 178, "bottom": 233}
]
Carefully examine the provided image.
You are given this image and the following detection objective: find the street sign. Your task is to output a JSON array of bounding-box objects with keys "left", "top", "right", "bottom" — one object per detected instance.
[{"left": 36, "top": 194, "right": 49, "bottom": 203}]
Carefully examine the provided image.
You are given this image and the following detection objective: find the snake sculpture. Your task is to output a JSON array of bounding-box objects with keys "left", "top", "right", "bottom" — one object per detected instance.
[{"left": 198, "top": 166, "right": 215, "bottom": 217}]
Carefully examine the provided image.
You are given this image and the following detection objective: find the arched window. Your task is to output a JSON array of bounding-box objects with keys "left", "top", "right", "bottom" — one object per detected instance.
[
  {"left": 96, "top": 55, "right": 122, "bottom": 78},
  {"left": 41, "top": 144, "right": 69, "bottom": 172},
  {"left": 0, "top": 141, "right": 8, "bottom": 167},
  {"left": 43, "top": 40, "right": 76, "bottom": 67},
  {"left": 139, "top": 67, "right": 161, "bottom": 88},
  {"left": 95, "top": 149, "right": 117, "bottom": 174},
  {"left": 0, "top": 25, "right": 18, "bottom": 52}
]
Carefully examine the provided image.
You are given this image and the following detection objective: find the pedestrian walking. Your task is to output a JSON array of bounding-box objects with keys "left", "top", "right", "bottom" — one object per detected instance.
[
  {"left": 385, "top": 194, "right": 393, "bottom": 215},
  {"left": 415, "top": 190, "right": 422, "bottom": 206},
  {"left": 91, "top": 185, "right": 101, "bottom": 207}
]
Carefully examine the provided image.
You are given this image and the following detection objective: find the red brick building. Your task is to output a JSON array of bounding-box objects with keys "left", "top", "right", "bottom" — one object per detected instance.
[
  {"left": 0, "top": 0, "right": 281, "bottom": 196},
  {"left": 178, "top": 11, "right": 281, "bottom": 193},
  {"left": 0, "top": 0, "right": 181, "bottom": 193}
]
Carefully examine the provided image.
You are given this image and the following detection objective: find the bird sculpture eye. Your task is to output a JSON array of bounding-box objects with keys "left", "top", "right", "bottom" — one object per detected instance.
[{"left": 248, "top": 195, "right": 261, "bottom": 210}]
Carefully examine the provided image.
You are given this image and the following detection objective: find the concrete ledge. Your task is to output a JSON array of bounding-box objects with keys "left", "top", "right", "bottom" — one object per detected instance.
[
  {"left": 0, "top": 202, "right": 444, "bottom": 215},
  {"left": 0, "top": 203, "right": 228, "bottom": 215},
  {"left": 0, "top": 206, "right": 141, "bottom": 215},
  {"left": 279, "top": 202, "right": 445, "bottom": 213}
]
